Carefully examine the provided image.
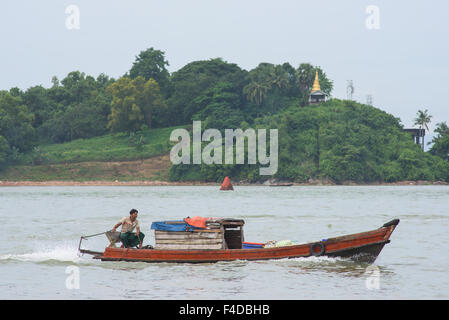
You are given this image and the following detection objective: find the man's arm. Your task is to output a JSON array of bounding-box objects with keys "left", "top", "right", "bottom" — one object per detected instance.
[
  {"left": 112, "top": 222, "right": 122, "bottom": 232},
  {"left": 136, "top": 225, "right": 140, "bottom": 236}
]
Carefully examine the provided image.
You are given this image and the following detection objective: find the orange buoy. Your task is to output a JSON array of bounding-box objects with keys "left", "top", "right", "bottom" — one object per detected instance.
[{"left": 220, "top": 176, "right": 234, "bottom": 191}]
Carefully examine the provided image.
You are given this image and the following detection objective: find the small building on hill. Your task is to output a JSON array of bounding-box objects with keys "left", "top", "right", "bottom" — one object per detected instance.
[
  {"left": 309, "top": 70, "right": 326, "bottom": 105},
  {"left": 403, "top": 128, "right": 425, "bottom": 148}
]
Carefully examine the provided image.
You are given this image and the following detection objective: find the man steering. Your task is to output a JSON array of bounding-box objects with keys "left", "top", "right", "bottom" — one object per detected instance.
[{"left": 112, "top": 209, "right": 145, "bottom": 249}]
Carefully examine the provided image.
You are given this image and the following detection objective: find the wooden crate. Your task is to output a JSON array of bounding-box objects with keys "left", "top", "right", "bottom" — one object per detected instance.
[{"left": 154, "top": 230, "right": 225, "bottom": 250}]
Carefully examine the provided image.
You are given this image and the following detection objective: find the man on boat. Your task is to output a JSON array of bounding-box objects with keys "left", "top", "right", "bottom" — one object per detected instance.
[{"left": 112, "top": 209, "right": 145, "bottom": 249}]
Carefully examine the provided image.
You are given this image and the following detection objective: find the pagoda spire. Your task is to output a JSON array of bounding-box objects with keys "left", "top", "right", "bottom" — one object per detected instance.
[
  {"left": 308, "top": 68, "right": 326, "bottom": 105},
  {"left": 311, "top": 69, "right": 321, "bottom": 93}
]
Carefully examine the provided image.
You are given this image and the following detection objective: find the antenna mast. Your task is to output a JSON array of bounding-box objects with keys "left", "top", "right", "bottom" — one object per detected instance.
[{"left": 346, "top": 80, "right": 354, "bottom": 100}]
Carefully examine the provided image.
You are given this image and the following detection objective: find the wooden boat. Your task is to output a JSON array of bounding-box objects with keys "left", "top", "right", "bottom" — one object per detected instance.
[
  {"left": 269, "top": 183, "right": 294, "bottom": 187},
  {"left": 78, "top": 218, "right": 399, "bottom": 264}
]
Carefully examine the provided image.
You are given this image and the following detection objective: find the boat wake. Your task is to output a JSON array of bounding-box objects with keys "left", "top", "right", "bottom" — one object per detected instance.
[
  {"left": 0, "top": 243, "right": 83, "bottom": 264},
  {"left": 274, "top": 255, "right": 374, "bottom": 276},
  {"left": 266, "top": 255, "right": 351, "bottom": 265}
]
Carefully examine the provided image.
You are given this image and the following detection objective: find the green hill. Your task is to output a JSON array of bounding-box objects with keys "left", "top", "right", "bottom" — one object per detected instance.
[
  {"left": 1, "top": 100, "right": 448, "bottom": 184},
  {"left": 0, "top": 126, "right": 183, "bottom": 181},
  {"left": 169, "top": 99, "right": 449, "bottom": 184},
  {"left": 18, "top": 125, "right": 183, "bottom": 165}
]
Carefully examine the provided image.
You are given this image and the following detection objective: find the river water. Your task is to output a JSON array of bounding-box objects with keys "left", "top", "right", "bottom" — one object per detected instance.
[{"left": 0, "top": 185, "right": 448, "bottom": 300}]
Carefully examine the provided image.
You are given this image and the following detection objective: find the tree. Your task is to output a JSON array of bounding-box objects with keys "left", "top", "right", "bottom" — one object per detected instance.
[
  {"left": 243, "top": 63, "right": 279, "bottom": 110},
  {"left": 268, "top": 65, "right": 290, "bottom": 111},
  {"left": 62, "top": 97, "right": 111, "bottom": 140},
  {"left": 32, "top": 71, "right": 114, "bottom": 143},
  {"left": 243, "top": 63, "right": 274, "bottom": 107},
  {"left": 129, "top": 48, "right": 171, "bottom": 96},
  {"left": 107, "top": 76, "right": 167, "bottom": 132},
  {"left": 243, "top": 63, "right": 302, "bottom": 113},
  {"left": 414, "top": 109, "right": 432, "bottom": 151},
  {"left": 271, "top": 66, "right": 289, "bottom": 90},
  {"left": 0, "top": 135, "right": 10, "bottom": 170},
  {"left": 243, "top": 81, "right": 270, "bottom": 107},
  {"left": 107, "top": 77, "right": 143, "bottom": 133},
  {"left": 22, "top": 85, "right": 56, "bottom": 129},
  {"left": 192, "top": 81, "right": 245, "bottom": 130},
  {"left": 243, "top": 62, "right": 333, "bottom": 113},
  {"left": 167, "top": 58, "right": 247, "bottom": 125},
  {"left": 430, "top": 122, "right": 449, "bottom": 161},
  {"left": 0, "top": 91, "right": 36, "bottom": 152},
  {"left": 141, "top": 78, "right": 167, "bottom": 130}
]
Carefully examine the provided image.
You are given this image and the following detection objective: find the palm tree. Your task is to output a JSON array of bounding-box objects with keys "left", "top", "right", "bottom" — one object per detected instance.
[
  {"left": 268, "top": 66, "right": 289, "bottom": 111},
  {"left": 270, "top": 66, "right": 289, "bottom": 90},
  {"left": 295, "top": 63, "right": 315, "bottom": 94},
  {"left": 414, "top": 109, "right": 432, "bottom": 151},
  {"left": 243, "top": 81, "right": 270, "bottom": 107}
]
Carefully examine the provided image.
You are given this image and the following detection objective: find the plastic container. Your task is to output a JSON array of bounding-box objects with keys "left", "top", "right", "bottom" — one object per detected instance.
[
  {"left": 275, "top": 240, "right": 293, "bottom": 247},
  {"left": 242, "top": 242, "right": 264, "bottom": 249}
]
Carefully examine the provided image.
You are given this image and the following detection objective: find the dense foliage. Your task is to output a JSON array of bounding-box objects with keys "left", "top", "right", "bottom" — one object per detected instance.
[
  {"left": 21, "top": 71, "right": 114, "bottom": 144},
  {"left": 169, "top": 100, "right": 449, "bottom": 183},
  {"left": 166, "top": 58, "right": 248, "bottom": 125},
  {"left": 0, "top": 90, "right": 36, "bottom": 167},
  {"left": 128, "top": 48, "right": 171, "bottom": 97},
  {"left": 107, "top": 76, "right": 167, "bottom": 132},
  {"left": 1, "top": 47, "right": 447, "bottom": 184},
  {"left": 430, "top": 122, "right": 449, "bottom": 161}
]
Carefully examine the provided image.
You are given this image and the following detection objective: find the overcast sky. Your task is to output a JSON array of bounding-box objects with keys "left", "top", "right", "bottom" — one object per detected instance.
[{"left": 1, "top": 1, "right": 448, "bottom": 142}]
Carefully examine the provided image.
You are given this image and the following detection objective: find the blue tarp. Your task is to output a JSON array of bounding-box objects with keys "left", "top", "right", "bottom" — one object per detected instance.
[
  {"left": 151, "top": 221, "right": 189, "bottom": 232},
  {"left": 151, "top": 218, "right": 210, "bottom": 232}
]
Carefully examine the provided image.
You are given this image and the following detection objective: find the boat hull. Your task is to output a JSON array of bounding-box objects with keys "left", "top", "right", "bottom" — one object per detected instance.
[{"left": 92, "top": 219, "right": 399, "bottom": 264}]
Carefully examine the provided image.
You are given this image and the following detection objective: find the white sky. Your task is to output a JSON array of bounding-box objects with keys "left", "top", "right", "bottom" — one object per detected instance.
[{"left": 1, "top": 1, "right": 448, "bottom": 143}]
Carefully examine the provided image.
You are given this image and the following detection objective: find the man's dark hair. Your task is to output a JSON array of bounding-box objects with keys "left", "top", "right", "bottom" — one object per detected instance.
[{"left": 130, "top": 209, "right": 138, "bottom": 215}]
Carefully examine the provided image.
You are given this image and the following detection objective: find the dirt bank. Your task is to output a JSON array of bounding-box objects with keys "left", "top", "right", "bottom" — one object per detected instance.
[{"left": 0, "top": 180, "right": 446, "bottom": 187}]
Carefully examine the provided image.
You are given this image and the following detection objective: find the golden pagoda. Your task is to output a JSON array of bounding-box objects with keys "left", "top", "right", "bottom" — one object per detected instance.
[
  {"left": 311, "top": 70, "right": 321, "bottom": 92},
  {"left": 309, "top": 69, "right": 326, "bottom": 104}
]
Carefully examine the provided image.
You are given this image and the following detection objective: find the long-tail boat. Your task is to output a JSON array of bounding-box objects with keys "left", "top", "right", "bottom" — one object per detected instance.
[{"left": 78, "top": 218, "right": 399, "bottom": 264}]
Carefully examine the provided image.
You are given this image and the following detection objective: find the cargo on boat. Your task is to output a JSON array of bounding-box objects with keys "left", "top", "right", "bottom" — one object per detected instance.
[{"left": 78, "top": 217, "right": 399, "bottom": 264}]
